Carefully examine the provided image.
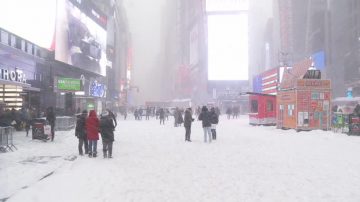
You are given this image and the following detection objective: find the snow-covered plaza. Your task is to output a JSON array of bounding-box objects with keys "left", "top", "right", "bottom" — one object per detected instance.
[{"left": 1, "top": 116, "right": 360, "bottom": 202}]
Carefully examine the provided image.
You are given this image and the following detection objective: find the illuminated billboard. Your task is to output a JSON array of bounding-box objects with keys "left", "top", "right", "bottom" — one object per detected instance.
[
  {"left": 55, "top": 0, "right": 108, "bottom": 76},
  {"left": 0, "top": 0, "right": 57, "bottom": 49},
  {"left": 207, "top": 13, "right": 248, "bottom": 80}
]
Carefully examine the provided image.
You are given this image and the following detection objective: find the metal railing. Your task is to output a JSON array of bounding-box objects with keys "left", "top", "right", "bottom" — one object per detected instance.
[
  {"left": 55, "top": 116, "right": 76, "bottom": 131},
  {"left": 0, "top": 126, "right": 16, "bottom": 153}
]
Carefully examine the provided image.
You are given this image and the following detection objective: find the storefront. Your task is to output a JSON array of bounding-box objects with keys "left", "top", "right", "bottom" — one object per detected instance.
[
  {"left": 0, "top": 43, "right": 49, "bottom": 111},
  {"left": 51, "top": 61, "right": 107, "bottom": 115}
]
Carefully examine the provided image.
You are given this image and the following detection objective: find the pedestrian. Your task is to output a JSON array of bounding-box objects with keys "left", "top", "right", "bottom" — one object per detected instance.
[
  {"left": 99, "top": 111, "right": 115, "bottom": 158},
  {"left": 159, "top": 108, "right": 165, "bottom": 125},
  {"left": 210, "top": 107, "right": 219, "bottom": 140},
  {"left": 146, "top": 107, "right": 151, "bottom": 120},
  {"left": 75, "top": 110, "right": 88, "bottom": 156},
  {"left": 177, "top": 109, "right": 184, "bottom": 127},
  {"left": 134, "top": 109, "right": 138, "bottom": 120},
  {"left": 184, "top": 108, "right": 194, "bottom": 142},
  {"left": 198, "top": 106, "right": 212, "bottom": 143},
  {"left": 226, "top": 107, "right": 232, "bottom": 120},
  {"left": 46, "top": 107, "right": 56, "bottom": 141},
  {"left": 174, "top": 108, "right": 179, "bottom": 127},
  {"left": 86, "top": 110, "right": 99, "bottom": 158}
]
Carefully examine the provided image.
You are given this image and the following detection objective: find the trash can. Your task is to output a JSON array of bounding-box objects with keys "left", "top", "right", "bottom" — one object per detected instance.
[{"left": 32, "top": 118, "right": 50, "bottom": 141}]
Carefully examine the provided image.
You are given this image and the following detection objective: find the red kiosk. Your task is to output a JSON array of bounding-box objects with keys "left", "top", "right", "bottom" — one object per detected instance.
[{"left": 247, "top": 92, "right": 277, "bottom": 126}]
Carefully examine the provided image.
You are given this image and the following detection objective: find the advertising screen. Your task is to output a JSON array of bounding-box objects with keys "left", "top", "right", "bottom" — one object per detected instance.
[
  {"left": 0, "top": 0, "right": 56, "bottom": 49},
  {"left": 57, "top": 77, "right": 82, "bottom": 91},
  {"left": 207, "top": 14, "right": 248, "bottom": 80},
  {"left": 55, "top": 0, "right": 108, "bottom": 76}
]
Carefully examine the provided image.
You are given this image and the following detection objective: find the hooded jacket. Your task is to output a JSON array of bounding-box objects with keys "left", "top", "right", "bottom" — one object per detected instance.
[
  {"left": 198, "top": 106, "right": 211, "bottom": 127},
  {"left": 75, "top": 112, "right": 87, "bottom": 139},
  {"left": 86, "top": 110, "right": 99, "bottom": 140},
  {"left": 99, "top": 115, "right": 115, "bottom": 142}
]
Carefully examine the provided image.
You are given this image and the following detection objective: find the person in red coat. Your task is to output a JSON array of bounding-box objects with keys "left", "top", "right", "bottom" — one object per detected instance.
[{"left": 86, "top": 110, "right": 99, "bottom": 157}]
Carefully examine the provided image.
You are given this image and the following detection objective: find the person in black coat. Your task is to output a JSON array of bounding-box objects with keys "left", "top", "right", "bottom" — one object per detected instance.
[
  {"left": 99, "top": 111, "right": 115, "bottom": 158},
  {"left": 75, "top": 110, "right": 88, "bottom": 155},
  {"left": 184, "top": 108, "right": 194, "bottom": 142},
  {"left": 209, "top": 107, "right": 219, "bottom": 140},
  {"left": 198, "top": 106, "right": 212, "bottom": 143},
  {"left": 46, "top": 107, "right": 56, "bottom": 141}
]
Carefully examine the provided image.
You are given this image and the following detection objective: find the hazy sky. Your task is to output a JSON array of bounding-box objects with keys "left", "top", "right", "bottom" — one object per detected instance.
[{"left": 123, "top": 0, "right": 167, "bottom": 105}]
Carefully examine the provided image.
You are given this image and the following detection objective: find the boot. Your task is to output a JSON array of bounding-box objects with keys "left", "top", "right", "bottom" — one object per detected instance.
[
  {"left": 103, "top": 153, "right": 107, "bottom": 158},
  {"left": 93, "top": 153, "right": 97, "bottom": 158},
  {"left": 88, "top": 152, "right": 92, "bottom": 158}
]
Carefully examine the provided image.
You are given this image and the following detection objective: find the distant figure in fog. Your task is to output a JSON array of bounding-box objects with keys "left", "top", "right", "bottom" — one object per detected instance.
[
  {"left": 86, "top": 110, "right": 99, "bottom": 158},
  {"left": 134, "top": 109, "right": 139, "bottom": 120},
  {"left": 177, "top": 109, "right": 184, "bottom": 127},
  {"left": 99, "top": 111, "right": 115, "bottom": 158},
  {"left": 146, "top": 107, "right": 151, "bottom": 120},
  {"left": 184, "top": 108, "right": 194, "bottom": 142},
  {"left": 159, "top": 108, "right": 165, "bottom": 125},
  {"left": 226, "top": 107, "right": 232, "bottom": 120},
  {"left": 198, "top": 106, "right": 212, "bottom": 143},
  {"left": 75, "top": 110, "right": 88, "bottom": 156},
  {"left": 46, "top": 107, "right": 56, "bottom": 141},
  {"left": 123, "top": 108, "right": 127, "bottom": 120}
]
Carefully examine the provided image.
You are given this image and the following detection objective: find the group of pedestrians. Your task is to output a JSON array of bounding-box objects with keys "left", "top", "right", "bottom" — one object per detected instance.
[
  {"left": 184, "top": 106, "right": 219, "bottom": 143},
  {"left": 75, "top": 109, "right": 116, "bottom": 158}
]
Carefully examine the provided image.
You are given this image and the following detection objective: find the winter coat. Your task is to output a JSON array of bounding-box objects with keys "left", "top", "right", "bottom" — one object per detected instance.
[
  {"left": 86, "top": 110, "right": 99, "bottom": 140},
  {"left": 210, "top": 111, "right": 219, "bottom": 124},
  {"left": 184, "top": 109, "right": 194, "bottom": 127},
  {"left": 75, "top": 114, "right": 87, "bottom": 139},
  {"left": 99, "top": 116, "right": 115, "bottom": 142},
  {"left": 198, "top": 107, "right": 211, "bottom": 127}
]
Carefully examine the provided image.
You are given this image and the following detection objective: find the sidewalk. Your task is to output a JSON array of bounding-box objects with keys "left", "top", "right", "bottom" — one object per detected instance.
[{"left": 0, "top": 129, "right": 78, "bottom": 200}]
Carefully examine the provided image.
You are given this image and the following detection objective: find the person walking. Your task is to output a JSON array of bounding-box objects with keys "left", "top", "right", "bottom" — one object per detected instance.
[
  {"left": 99, "top": 111, "right": 115, "bottom": 158},
  {"left": 226, "top": 107, "right": 232, "bottom": 120},
  {"left": 86, "top": 110, "right": 99, "bottom": 158},
  {"left": 210, "top": 107, "right": 219, "bottom": 140},
  {"left": 46, "top": 107, "right": 56, "bottom": 141},
  {"left": 159, "top": 108, "right": 165, "bottom": 125},
  {"left": 75, "top": 110, "right": 88, "bottom": 156},
  {"left": 198, "top": 106, "right": 212, "bottom": 143},
  {"left": 184, "top": 108, "right": 194, "bottom": 142}
]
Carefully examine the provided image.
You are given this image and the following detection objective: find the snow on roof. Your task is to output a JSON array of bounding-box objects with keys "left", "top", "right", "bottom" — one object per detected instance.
[{"left": 279, "top": 59, "right": 312, "bottom": 89}]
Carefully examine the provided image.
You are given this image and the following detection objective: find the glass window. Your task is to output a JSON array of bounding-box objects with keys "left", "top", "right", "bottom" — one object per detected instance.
[
  {"left": 266, "top": 100, "right": 274, "bottom": 112},
  {"left": 251, "top": 100, "right": 258, "bottom": 113}
]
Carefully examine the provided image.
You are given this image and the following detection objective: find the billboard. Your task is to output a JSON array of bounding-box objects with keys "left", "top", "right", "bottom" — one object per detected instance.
[
  {"left": 55, "top": 0, "right": 108, "bottom": 76},
  {"left": 207, "top": 14, "right": 248, "bottom": 80},
  {"left": 0, "top": 0, "right": 57, "bottom": 49},
  {"left": 57, "top": 77, "right": 82, "bottom": 91}
]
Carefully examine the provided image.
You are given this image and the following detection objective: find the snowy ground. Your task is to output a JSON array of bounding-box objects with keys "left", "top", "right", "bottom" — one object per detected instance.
[{"left": 1, "top": 115, "right": 360, "bottom": 202}]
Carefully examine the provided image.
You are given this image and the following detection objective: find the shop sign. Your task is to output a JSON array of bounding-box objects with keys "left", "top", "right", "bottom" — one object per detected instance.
[
  {"left": 0, "top": 67, "right": 27, "bottom": 83},
  {"left": 57, "top": 77, "right": 82, "bottom": 91}
]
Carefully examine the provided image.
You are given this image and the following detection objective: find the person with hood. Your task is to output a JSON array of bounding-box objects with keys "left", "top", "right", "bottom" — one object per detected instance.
[
  {"left": 86, "top": 110, "right": 99, "bottom": 157},
  {"left": 46, "top": 107, "right": 56, "bottom": 141},
  {"left": 75, "top": 110, "right": 88, "bottom": 155},
  {"left": 198, "top": 106, "right": 212, "bottom": 143},
  {"left": 209, "top": 107, "right": 219, "bottom": 140},
  {"left": 184, "top": 108, "right": 194, "bottom": 142},
  {"left": 107, "top": 109, "right": 117, "bottom": 128},
  {"left": 99, "top": 111, "right": 115, "bottom": 158}
]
